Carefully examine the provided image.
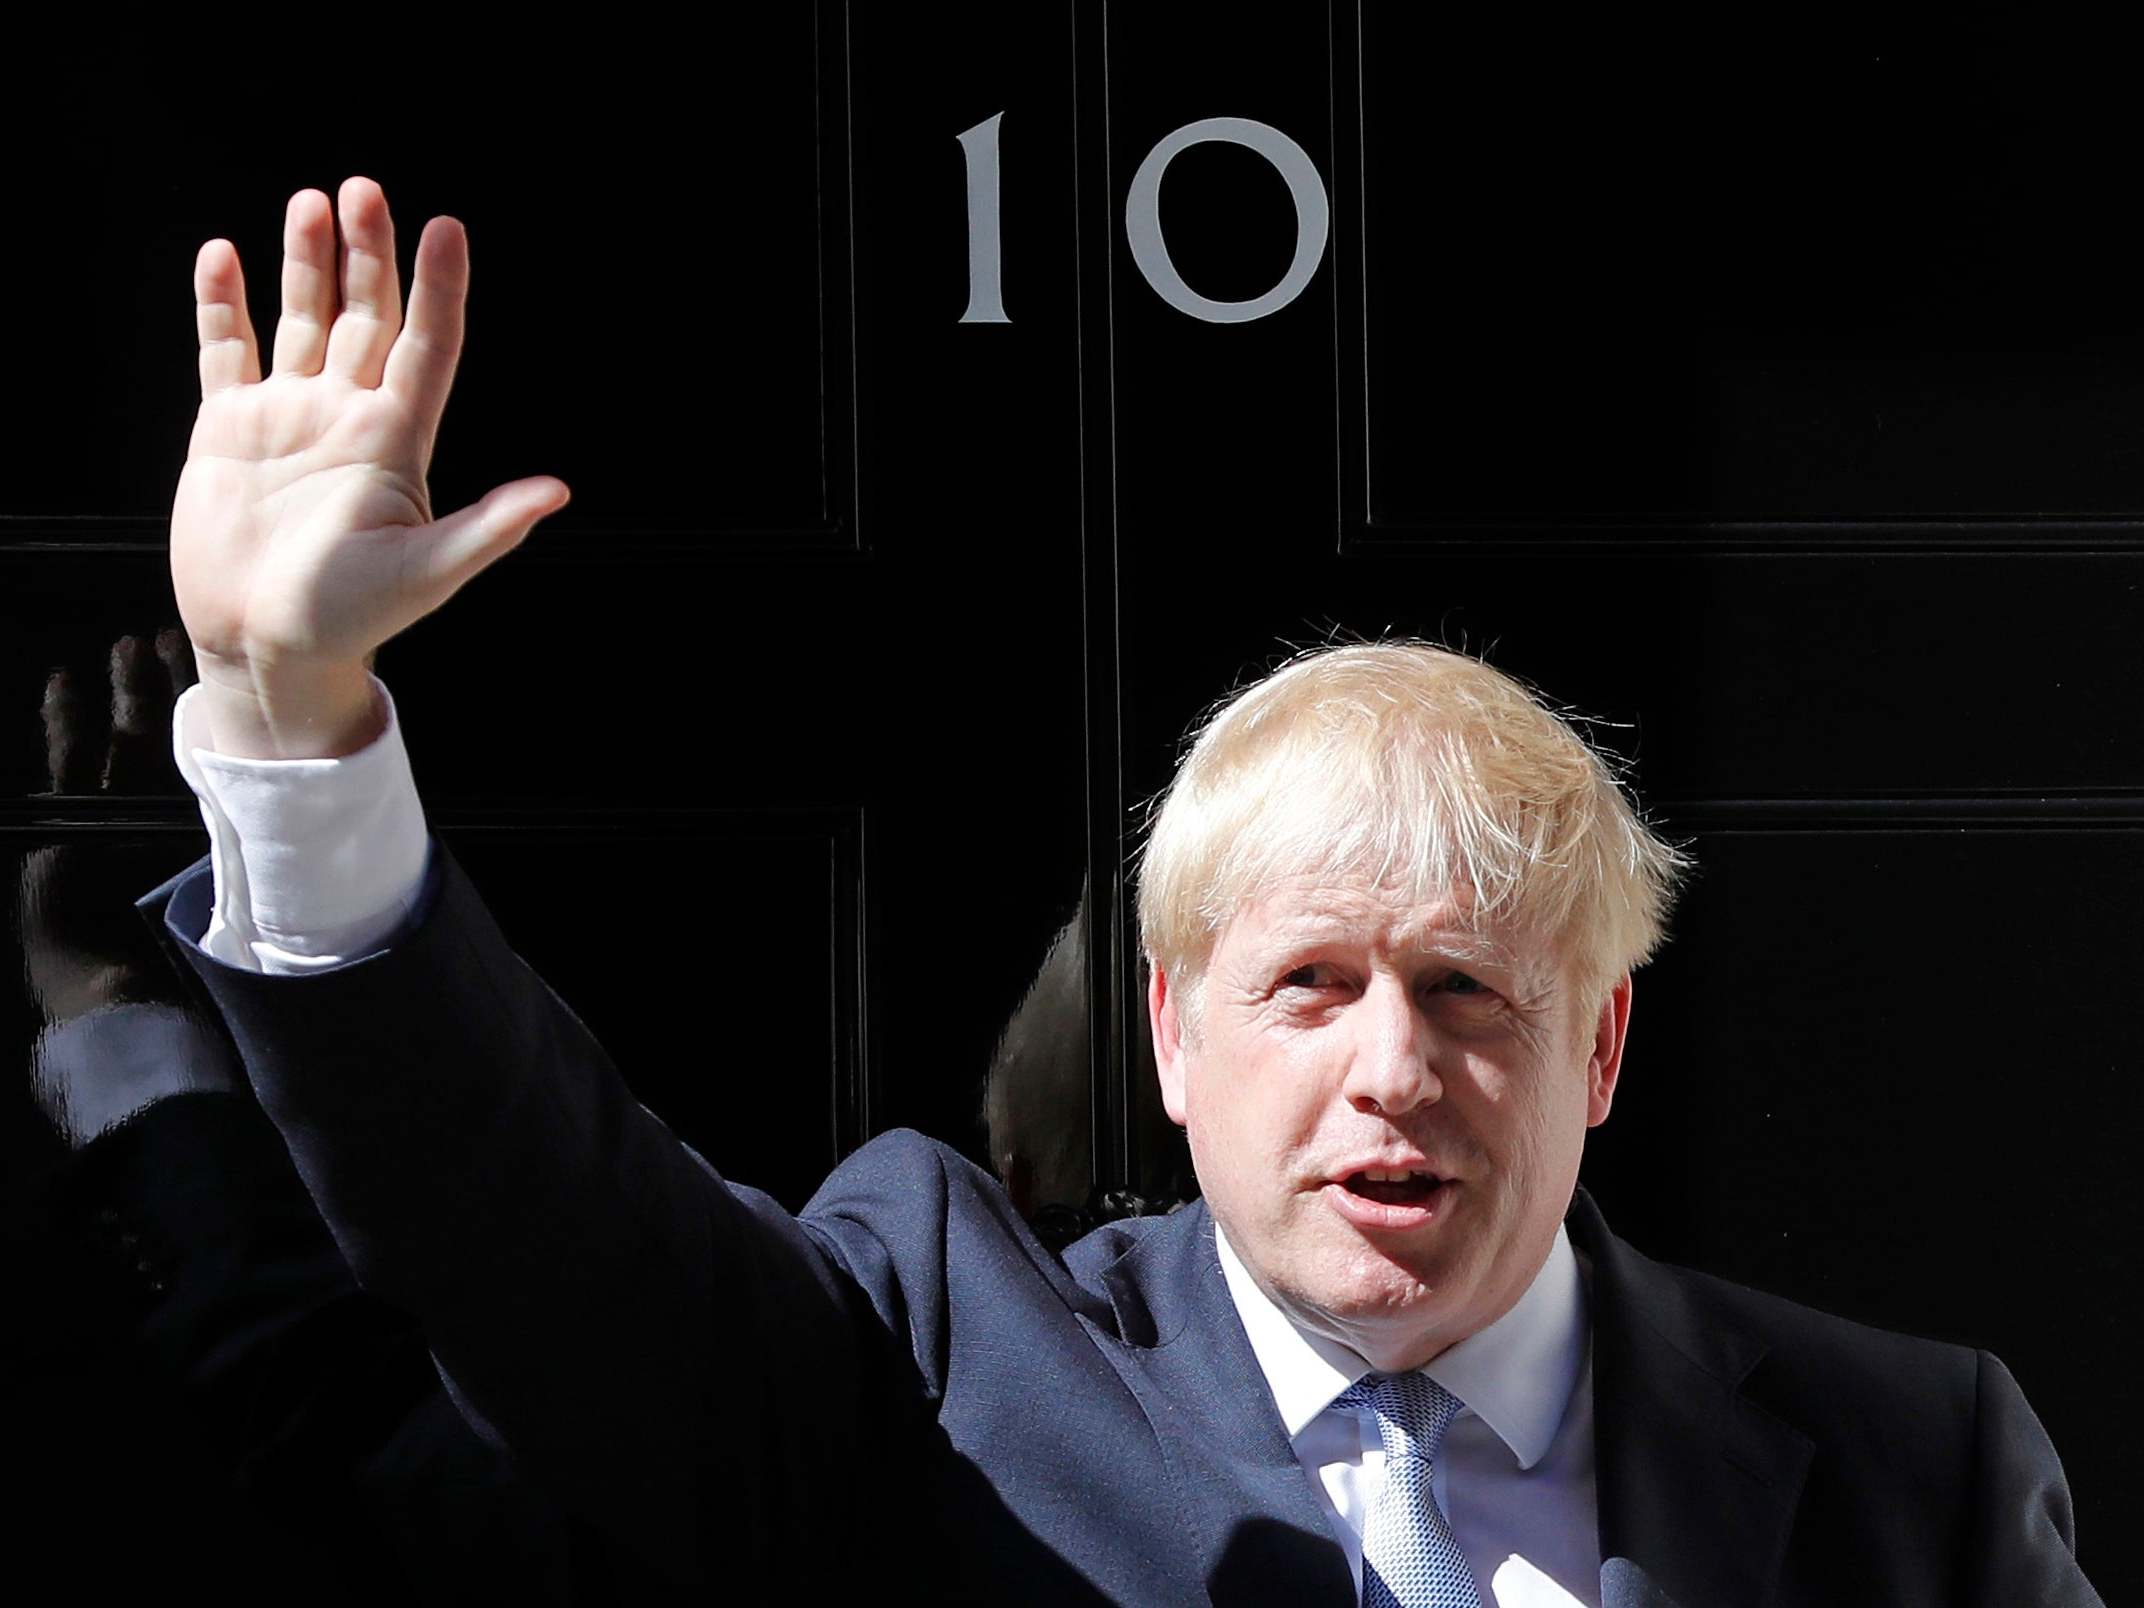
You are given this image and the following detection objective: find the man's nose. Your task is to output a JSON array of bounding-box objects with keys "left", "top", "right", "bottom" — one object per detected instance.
[{"left": 1339, "top": 975, "right": 1445, "bottom": 1117}]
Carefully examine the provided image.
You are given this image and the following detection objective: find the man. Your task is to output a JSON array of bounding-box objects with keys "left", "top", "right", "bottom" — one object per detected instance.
[{"left": 147, "top": 176, "right": 2103, "bottom": 1604}]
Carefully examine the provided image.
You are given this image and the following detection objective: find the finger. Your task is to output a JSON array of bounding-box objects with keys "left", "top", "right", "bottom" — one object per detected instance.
[
  {"left": 271, "top": 188, "right": 338, "bottom": 377},
  {"left": 41, "top": 667, "right": 105, "bottom": 796},
  {"left": 383, "top": 215, "right": 469, "bottom": 454},
  {"left": 193, "top": 238, "right": 261, "bottom": 396},
  {"left": 154, "top": 626, "right": 198, "bottom": 696},
  {"left": 104, "top": 635, "right": 176, "bottom": 795},
  {"left": 324, "top": 176, "right": 404, "bottom": 389},
  {"left": 406, "top": 478, "right": 571, "bottom": 606}
]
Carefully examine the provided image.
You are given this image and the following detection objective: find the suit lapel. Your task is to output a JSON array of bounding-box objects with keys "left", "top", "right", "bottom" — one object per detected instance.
[
  {"left": 1568, "top": 1188, "right": 1814, "bottom": 1608},
  {"left": 1089, "top": 1191, "right": 1815, "bottom": 1607},
  {"left": 1089, "top": 1201, "right": 1358, "bottom": 1606}
]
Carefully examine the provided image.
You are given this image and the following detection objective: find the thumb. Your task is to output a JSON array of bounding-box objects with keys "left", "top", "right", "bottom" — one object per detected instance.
[{"left": 413, "top": 477, "right": 571, "bottom": 599}]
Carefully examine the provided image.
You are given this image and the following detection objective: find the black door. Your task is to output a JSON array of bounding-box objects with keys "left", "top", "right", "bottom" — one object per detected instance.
[{"left": 6, "top": 5, "right": 2134, "bottom": 1599}]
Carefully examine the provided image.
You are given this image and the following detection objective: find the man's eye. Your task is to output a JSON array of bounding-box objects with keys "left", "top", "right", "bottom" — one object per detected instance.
[
  {"left": 1281, "top": 965, "right": 1329, "bottom": 989},
  {"left": 1437, "top": 972, "right": 1486, "bottom": 997}
]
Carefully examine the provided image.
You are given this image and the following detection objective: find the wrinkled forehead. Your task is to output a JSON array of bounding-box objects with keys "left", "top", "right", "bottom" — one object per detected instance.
[{"left": 1211, "top": 869, "right": 1560, "bottom": 978}]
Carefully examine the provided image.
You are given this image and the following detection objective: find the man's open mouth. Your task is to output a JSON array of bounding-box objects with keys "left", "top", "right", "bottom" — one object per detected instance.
[{"left": 1340, "top": 1169, "right": 1445, "bottom": 1206}]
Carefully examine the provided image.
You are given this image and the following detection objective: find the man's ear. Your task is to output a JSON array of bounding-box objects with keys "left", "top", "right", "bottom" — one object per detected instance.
[
  {"left": 1149, "top": 961, "right": 1190, "bottom": 1128},
  {"left": 1585, "top": 973, "right": 1634, "bottom": 1129}
]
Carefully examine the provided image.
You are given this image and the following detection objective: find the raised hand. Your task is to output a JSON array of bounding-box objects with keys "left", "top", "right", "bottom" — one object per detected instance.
[{"left": 171, "top": 177, "right": 569, "bottom": 758}]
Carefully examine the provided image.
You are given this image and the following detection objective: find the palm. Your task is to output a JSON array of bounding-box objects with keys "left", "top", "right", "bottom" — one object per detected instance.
[
  {"left": 173, "top": 177, "right": 566, "bottom": 696},
  {"left": 175, "top": 377, "right": 431, "bottom": 667}
]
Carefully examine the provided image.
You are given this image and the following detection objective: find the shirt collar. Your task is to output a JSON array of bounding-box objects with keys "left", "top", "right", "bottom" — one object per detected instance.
[{"left": 1214, "top": 1216, "right": 1588, "bottom": 1471}]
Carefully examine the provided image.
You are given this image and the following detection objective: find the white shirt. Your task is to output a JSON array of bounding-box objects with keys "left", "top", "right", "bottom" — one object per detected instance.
[
  {"left": 1216, "top": 1224, "right": 1601, "bottom": 1607},
  {"left": 170, "top": 681, "right": 1603, "bottom": 1605},
  {"left": 170, "top": 677, "right": 431, "bottom": 973}
]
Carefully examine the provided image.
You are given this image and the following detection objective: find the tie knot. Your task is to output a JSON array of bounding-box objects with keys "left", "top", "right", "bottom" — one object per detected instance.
[{"left": 1334, "top": 1371, "right": 1465, "bottom": 1466}]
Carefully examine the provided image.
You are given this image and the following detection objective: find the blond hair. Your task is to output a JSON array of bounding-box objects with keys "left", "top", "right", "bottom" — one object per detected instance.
[{"left": 1135, "top": 641, "right": 1690, "bottom": 1034}]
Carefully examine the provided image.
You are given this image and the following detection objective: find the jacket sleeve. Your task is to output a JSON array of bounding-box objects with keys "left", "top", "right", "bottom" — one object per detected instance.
[
  {"left": 1960, "top": 1349, "right": 2106, "bottom": 1608},
  {"left": 136, "top": 837, "right": 924, "bottom": 1591},
  {"left": 51, "top": 1090, "right": 605, "bottom": 1605}
]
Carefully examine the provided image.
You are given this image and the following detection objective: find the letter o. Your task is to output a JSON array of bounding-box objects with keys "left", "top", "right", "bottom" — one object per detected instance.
[{"left": 1123, "top": 117, "right": 1331, "bottom": 324}]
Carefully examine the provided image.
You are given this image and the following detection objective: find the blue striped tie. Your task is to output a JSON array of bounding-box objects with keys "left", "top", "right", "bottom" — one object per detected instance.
[{"left": 1333, "top": 1372, "right": 1485, "bottom": 1608}]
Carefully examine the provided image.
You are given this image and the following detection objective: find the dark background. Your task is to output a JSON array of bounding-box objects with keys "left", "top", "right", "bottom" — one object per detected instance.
[{"left": 5, "top": 5, "right": 2135, "bottom": 1599}]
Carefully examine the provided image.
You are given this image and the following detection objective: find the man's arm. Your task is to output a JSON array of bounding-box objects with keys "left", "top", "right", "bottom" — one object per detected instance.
[
  {"left": 158, "top": 179, "right": 927, "bottom": 1588},
  {"left": 1960, "top": 1350, "right": 2106, "bottom": 1607},
  {"left": 145, "top": 838, "right": 911, "bottom": 1587}
]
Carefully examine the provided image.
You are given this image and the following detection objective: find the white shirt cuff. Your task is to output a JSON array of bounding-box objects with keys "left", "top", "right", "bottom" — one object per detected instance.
[{"left": 171, "top": 675, "right": 431, "bottom": 974}]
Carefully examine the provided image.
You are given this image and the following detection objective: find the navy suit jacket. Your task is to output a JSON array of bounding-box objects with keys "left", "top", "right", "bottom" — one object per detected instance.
[{"left": 125, "top": 840, "right": 2102, "bottom": 1606}]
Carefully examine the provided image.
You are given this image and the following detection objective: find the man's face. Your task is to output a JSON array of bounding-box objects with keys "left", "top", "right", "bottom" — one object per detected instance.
[{"left": 1150, "top": 874, "right": 1630, "bottom": 1371}]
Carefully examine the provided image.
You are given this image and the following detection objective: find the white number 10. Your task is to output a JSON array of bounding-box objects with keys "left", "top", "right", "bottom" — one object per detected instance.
[{"left": 956, "top": 111, "right": 1331, "bottom": 327}]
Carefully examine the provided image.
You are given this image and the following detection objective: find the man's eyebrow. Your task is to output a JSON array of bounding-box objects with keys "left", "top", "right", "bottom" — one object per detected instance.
[
  {"left": 1259, "top": 913, "right": 1511, "bottom": 968},
  {"left": 1257, "top": 911, "right": 1374, "bottom": 946},
  {"left": 1401, "top": 931, "right": 1509, "bottom": 968}
]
